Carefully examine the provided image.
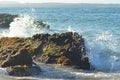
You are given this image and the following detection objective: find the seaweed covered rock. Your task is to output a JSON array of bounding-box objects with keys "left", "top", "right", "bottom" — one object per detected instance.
[
  {"left": 0, "top": 37, "right": 35, "bottom": 66},
  {"left": 0, "top": 32, "right": 90, "bottom": 71},
  {"left": 7, "top": 65, "right": 31, "bottom": 76},
  {"left": 7, "top": 65, "right": 41, "bottom": 76},
  {"left": 33, "top": 32, "right": 90, "bottom": 70},
  {"left": 0, "top": 38, "right": 34, "bottom": 77},
  {"left": 1, "top": 49, "right": 32, "bottom": 67}
]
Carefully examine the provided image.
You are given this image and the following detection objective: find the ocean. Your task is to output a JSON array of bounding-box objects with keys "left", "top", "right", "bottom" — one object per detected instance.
[{"left": 0, "top": 4, "right": 120, "bottom": 79}]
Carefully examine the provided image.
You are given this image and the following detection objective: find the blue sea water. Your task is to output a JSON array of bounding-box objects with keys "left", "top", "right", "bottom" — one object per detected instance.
[{"left": 0, "top": 4, "right": 120, "bottom": 79}]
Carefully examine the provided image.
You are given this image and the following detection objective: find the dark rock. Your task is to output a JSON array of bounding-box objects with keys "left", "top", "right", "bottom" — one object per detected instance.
[
  {"left": 47, "top": 32, "right": 73, "bottom": 45},
  {"left": 33, "top": 19, "right": 50, "bottom": 29},
  {"left": 33, "top": 41, "right": 44, "bottom": 55},
  {"left": 0, "top": 14, "right": 17, "bottom": 28},
  {"left": 79, "top": 57, "right": 90, "bottom": 70},
  {"left": 34, "top": 32, "right": 90, "bottom": 70},
  {"left": 32, "top": 33, "right": 50, "bottom": 41},
  {"left": 7, "top": 65, "right": 31, "bottom": 76},
  {"left": 7, "top": 65, "right": 41, "bottom": 76},
  {"left": 1, "top": 49, "right": 32, "bottom": 67}
]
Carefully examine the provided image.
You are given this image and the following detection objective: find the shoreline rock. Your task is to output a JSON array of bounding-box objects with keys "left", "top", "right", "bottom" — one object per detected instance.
[
  {"left": 0, "top": 13, "right": 17, "bottom": 28},
  {"left": 1, "top": 49, "right": 32, "bottom": 67},
  {"left": 7, "top": 65, "right": 41, "bottom": 76},
  {"left": 34, "top": 32, "right": 90, "bottom": 70},
  {"left": 0, "top": 32, "right": 90, "bottom": 76}
]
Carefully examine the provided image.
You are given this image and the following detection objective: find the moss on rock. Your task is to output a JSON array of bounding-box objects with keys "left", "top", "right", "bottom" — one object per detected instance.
[{"left": 0, "top": 32, "right": 90, "bottom": 71}]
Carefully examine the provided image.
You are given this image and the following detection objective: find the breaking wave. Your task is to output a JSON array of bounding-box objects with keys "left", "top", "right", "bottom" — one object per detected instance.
[
  {"left": 2, "top": 14, "right": 50, "bottom": 37},
  {"left": 86, "top": 31, "right": 120, "bottom": 72}
]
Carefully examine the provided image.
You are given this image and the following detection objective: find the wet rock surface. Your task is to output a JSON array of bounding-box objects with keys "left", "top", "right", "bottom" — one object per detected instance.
[
  {"left": 34, "top": 32, "right": 90, "bottom": 70},
  {"left": 0, "top": 14, "right": 17, "bottom": 28},
  {"left": 7, "top": 65, "right": 41, "bottom": 76},
  {"left": 0, "top": 32, "right": 90, "bottom": 76},
  {"left": 1, "top": 49, "right": 32, "bottom": 67},
  {"left": 0, "top": 38, "right": 41, "bottom": 76}
]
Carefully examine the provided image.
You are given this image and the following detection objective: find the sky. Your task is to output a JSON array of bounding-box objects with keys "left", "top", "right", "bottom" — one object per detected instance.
[{"left": 0, "top": 0, "right": 120, "bottom": 4}]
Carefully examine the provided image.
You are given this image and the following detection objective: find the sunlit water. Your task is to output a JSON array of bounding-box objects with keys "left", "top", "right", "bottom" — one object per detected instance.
[{"left": 0, "top": 4, "right": 120, "bottom": 79}]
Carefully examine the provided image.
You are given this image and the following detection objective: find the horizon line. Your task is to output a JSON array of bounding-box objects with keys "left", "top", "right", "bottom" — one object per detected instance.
[{"left": 1, "top": 1, "right": 120, "bottom": 5}]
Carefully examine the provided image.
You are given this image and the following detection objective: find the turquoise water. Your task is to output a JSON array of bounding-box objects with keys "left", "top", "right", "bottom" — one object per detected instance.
[{"left": 0, "top": 4, "right": 120, "bottom": 79}]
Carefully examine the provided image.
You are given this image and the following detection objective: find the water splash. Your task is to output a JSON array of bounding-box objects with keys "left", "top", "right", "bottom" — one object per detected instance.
[
  {"left": 86, "top": 31, "right": 120, "bottom": 72},
  {"left": 0, "top": 68, "right": 7, "bottom": 76},
  {"left": 2, "top": 14, "right": 49, "bottom": 37},
  {"left": 67, "top": 26, "right": 75, "bottom": 33},
  {"left": 96, "top": 31, "right": 117, "bottom": 51}
]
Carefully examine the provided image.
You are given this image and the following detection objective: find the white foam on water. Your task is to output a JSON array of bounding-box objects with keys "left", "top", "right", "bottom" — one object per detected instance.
[
  {"left": 67, "top": 26, "right": 75, "bottom": 33},
  {"left": 0, "top": 68, "right": 7, "bottom": 76},
  {"left": 2, "top": 14, "right": 48, "bottom": 37}
]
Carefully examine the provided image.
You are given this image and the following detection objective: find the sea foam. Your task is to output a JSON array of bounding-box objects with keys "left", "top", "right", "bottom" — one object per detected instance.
[
  {"left": 2, "top": 14, "right": 48, "bottom": 37},
  {"left": 86, "top": 31, "right": 120, "bottom": 72}
]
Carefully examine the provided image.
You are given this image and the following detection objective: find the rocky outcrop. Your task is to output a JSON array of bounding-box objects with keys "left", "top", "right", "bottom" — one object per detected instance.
[
  {"left": 0, "top": 38, "right": 41, "bottom": 76},
  {"left": 1, "top": 49, "right": 32, "bottom": 67},
  {"left": 0, "top": 13, "right": 17, "bottom": 28},
  {"left": 0, "top": 32, "right": 90, "bottom": 76},
  {"left": 7, "top": 65, "right": 41, "bottom": 76},
  {"left": 33, "top": 19, "right": 50, "bottom": 29},
  {"left": 33, "top": 32, "right": 90, "bottom": 69}
]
